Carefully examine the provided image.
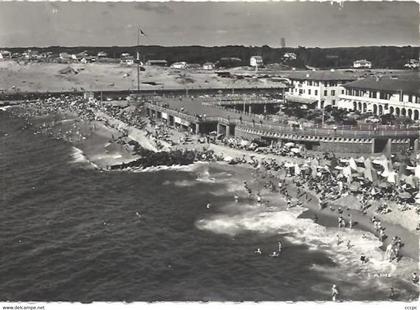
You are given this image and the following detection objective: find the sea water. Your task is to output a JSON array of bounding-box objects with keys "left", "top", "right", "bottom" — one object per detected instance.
[{"left": 0, "top": 110, "right": 418, "bottom": 301}]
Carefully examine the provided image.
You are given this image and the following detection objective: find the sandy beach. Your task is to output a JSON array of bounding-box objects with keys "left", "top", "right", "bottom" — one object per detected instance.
[{"left": 0, "top": 61, "right": 283, "bottom": 94}]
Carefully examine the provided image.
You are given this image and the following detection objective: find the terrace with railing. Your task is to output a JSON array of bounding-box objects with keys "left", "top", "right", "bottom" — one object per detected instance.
[{"left": 145, "top": 101, "right": 420, "bottom": 140}]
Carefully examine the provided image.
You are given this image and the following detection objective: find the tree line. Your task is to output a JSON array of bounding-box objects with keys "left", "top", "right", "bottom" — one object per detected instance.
[{"left": 4, "top": 45, "right": 419, "bottom": 69}]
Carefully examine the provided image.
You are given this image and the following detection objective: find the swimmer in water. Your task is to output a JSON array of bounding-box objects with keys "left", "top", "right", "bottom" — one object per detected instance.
[
  {"left": 336, "top": 234, "right": 342, "bottom": 246},
  {"left": 234, "top": 194, "right": 239, "bottom": 203},
  {"left": 270, "top": 251, "right": 279, "bottom": 257},
  {"left": 254, "top": 248, "right": 262, "bottom": 255},
  {"left": 256, "top": 193, "right": 262, "bottom": 203},
  {"left": 206, "top": 202, "right": 211, "bottom": 209},
  {"left": 412, "top": 272, "right": 419, "bottom": 284},
  {"left": 360, "top": 255, "right": 368, "bottom": 264},
  {"left": 389, "top": 287, "right": 395, "bottom": 299},
  {"left": 135, "top": 211, "right": 142, "bottom": 219}
]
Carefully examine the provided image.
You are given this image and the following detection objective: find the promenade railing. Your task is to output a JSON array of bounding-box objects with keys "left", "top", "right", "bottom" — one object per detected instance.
[{"left": 145, "top": 102, "right": 420, "bottom": 139}]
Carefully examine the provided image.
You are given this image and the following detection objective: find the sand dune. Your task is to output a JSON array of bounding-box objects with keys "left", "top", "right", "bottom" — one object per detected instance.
[{"left": 0, "top": 61, "right": 282, "bottom": 93}]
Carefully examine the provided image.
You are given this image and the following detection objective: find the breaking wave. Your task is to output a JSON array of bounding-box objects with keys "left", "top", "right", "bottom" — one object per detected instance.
[
  {"left": 196, "top": 204, "right": 407, "bottom": 279},
  {"left": 70, "top": 146, "right": 99, "bottom": 169}
]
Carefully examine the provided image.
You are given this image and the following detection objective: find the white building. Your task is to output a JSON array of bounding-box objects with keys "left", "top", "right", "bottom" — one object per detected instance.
[
  {"left": 170, "top": 61, "right": 187, "bottom": 69},
  {"left": 338, "top": 77, "right": 420, "bottom": 120},
  {"left": 285, "top": 71, "right": 358, "bottom": 109},
  {"left": 120, "top": 56, "right": 134, "bottom": 66},
  {"left": 202, "top": 62, "right": 215, "bottom": 70},
  {"left": 283, "top": 52, "right": 297, "bottom": 60},
  {"left": 404, "top": 59, "right": 419, "bottom": 69},
  {"left": 250, "top": 56, "right": 263, "bottom": 67},
  {"left": 59, "top": 52, "right": 72, "bottom": 61},
  {"left": 0, "top": 50, "right": 11, "bottom": 60},
  {"left": 353, "top": 59, "right": 372, "bottom": 69}
]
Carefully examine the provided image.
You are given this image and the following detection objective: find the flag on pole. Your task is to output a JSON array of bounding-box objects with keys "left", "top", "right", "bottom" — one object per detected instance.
[{"left": 139, "top": 27, "right": 147, "bottom": 37}]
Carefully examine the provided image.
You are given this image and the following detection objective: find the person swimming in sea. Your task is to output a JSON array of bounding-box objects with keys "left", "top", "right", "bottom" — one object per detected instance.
[
  {"left": 336, "top": 234, "right": 343, "bottom": 246},
  {"left": 234, "top": 194, "right": 239, "bottom": 203},
  {"left": 388, "top": 287, "right": 396, "bottom": 299},
  {"left": 206, "top": 202, "right": 211, "bottom": 209},
  {"left": 254, "top": 248, "right": 262, "bottom": 255},
  {"left": 412, "top": 272, "right": 419, "bottom": 284},
  {"left": 256, "top": 193, "right": 262, "bottom": 204}
]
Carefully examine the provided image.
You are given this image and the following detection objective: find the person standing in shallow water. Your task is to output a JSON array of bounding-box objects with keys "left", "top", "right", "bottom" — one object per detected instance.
[{"left": 331, "top": 284, "right": 339, "bottom": 301}]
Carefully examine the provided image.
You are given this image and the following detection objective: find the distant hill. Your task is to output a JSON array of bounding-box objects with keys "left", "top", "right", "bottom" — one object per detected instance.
[{"left": 2, "top": 45, "right": 419, "bottom": 69}]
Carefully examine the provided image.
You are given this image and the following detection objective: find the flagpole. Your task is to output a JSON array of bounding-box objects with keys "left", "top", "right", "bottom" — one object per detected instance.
[{"left": 137, "top": 28, "right": 140, "bottom": 98}]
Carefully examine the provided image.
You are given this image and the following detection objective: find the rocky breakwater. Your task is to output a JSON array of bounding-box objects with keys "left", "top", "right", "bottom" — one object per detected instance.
[{"left": 109, "top": 142, "right": 197, "bottom": 170}]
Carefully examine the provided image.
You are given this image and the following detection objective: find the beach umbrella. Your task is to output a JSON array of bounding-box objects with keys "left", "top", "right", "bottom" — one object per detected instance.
[
  {"left": 349, "top": 182, "right": 360, "bottom": 192},
  {"left": 223, "top": 156, "right": 233, "bottom": 162},
  {"left": 378, "top": 181, "right": 391, "bottom": 189},
  {"left": 398, "top": 192, "right": 412, "bottom": 200}
]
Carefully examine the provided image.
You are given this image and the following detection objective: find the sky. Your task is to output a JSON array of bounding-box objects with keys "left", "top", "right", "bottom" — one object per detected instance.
[{"left": 0, "top": 1, "right": 419, "bottom": 48}]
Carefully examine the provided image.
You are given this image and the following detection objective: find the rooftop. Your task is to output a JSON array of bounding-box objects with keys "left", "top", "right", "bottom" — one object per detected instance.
[
  {"left": 343, "top": 76, "right": 420, "bottom": 96},
  {"left": 284, "top": 71, "right": 359, "bottom": 82}
]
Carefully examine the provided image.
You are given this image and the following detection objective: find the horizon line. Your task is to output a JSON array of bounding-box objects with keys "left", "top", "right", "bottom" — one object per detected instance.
[{"left": 2, "top": 44, "right": 420, "bottom": 50}]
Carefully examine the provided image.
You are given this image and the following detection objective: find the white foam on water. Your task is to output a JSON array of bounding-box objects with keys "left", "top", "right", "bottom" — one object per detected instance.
[
  {"left": 0, "top": 106, "right": 12, "bottom": 111},
  {"left": 70, "top": 146, "right": 99, "bottom": 169},
  {"left": 129, "top": 161, "right": 208, "bottom": 174},
  {"left": 195, "top": 204, "right": 407, "bottom": 279}
]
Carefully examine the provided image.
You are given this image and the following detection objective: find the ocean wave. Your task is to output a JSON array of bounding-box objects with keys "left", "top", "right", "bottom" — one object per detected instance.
[
  {"left": 70, "top": 146, "right": 99, "bottom": 169},
  {"left": 0, "top": 106, "right": 13, "bottom": 111},
  {"left": 195, "top": 204, "right": 405, "bottom": 278}
]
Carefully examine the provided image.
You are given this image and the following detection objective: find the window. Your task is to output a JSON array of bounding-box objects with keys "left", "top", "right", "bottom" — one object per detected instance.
[
  {"left": 308, "top": 89, "right": 311, "bottom": 95},
  {"left": 324, "top": 90, "right": 328, "bottom": 96},
  {"left": 331, "top": 90, "right": 336, "bottom": 96},
  {"left": 315, "top": 90, "right": 318, "bottom": 96},
  {"left": 341, "top": 90, "right": 344, "bottom": 95},
  {"left": 299, "top": 89, "right": 303, "bottom": 95},
  {"left": 332, "top": 100, "right": 336, "bottom": 105}
]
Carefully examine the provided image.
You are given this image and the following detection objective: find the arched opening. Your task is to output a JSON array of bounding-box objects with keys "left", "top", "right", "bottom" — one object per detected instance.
[
  {"left": 396, "top": 107, "right": 400, "bottom": 116},
  {"left": 389, "top": 106, "right": 394, "bottom": 115},
  {"left": 408, "top": 109, "right": 413, "bottom": 119},
  {"left": 353, "top": 102, "right": 357, "bottom": 111},
  {"left": 373, "top": 104, "right": 378, "bottom": 115},
  {"left": 358, "top": 102, "right": 362, "bottom": 111},
  {"left": 414, "top": 110, "right": 419, "bottom": 121},
  {"left": 378, "top": 105, "right": 383, "bottom": 115},
  {"left": 363, "top": 102, "right": 367, "bottom": 113},
  {"left": 401, "top": 108, "right": 406, "bottom": 117}
]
